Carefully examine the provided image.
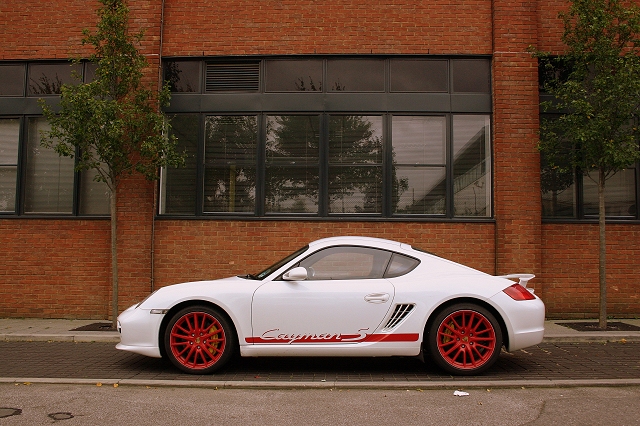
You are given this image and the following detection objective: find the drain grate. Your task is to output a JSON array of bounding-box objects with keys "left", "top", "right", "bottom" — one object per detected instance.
[
  {"left": 556, "top": 321, "right": 640, "bottom": 332},
  {"left": 0, "top": 408, "right": 22, "bottom": 419},
  {"left": 69, "top": 323, "right": 115, "bottom": 332}
]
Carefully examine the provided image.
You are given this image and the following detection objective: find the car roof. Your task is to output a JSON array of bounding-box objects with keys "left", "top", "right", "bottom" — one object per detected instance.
[{"left": 309, "top": 236, "right": 411, "bottom": 250}]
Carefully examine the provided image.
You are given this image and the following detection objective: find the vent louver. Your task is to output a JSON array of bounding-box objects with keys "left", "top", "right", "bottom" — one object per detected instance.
[
  {"left": 206, "top": 62, "right": 260, "bottom": 92},
  {"left": 382, "top": 304, "right": 415, "bottom": 331}
]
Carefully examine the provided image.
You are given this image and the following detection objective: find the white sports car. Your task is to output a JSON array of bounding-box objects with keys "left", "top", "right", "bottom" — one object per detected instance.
[{"left": 117, "top": 236, "right": 545, "bottom": 376}]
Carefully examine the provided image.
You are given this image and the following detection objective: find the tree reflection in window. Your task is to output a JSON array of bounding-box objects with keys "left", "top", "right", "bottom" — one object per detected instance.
[
  {"left": 266, "top": 116, "right": 320, "bottom": 213},
  {"left": 329, "top": 116, "right": 385, "bottom": 214},
  {"left": 204, "top": 116, "right": 257, "bottom": 213}
]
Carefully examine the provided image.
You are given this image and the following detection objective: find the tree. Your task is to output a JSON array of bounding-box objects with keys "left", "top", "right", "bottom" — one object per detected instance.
[
  {"left": 535, "top": 0, "right": 640, "bottom": 329},
  {"left": 39, "top": 0, "right": 183, "bottom": 327}
]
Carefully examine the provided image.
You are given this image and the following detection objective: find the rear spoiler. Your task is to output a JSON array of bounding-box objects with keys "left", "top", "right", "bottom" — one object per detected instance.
[{"left": 497, "top": 274, "right": 535, "bottom": 288}]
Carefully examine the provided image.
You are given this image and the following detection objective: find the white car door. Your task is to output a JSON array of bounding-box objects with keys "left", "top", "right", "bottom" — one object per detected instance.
[{"left": 250, "top": 246, "right": 395, "bottom": 345}]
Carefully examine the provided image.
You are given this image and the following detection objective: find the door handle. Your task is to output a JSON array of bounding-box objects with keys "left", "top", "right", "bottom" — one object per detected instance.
[{"left": 364, "top": 293, "right": 390, "bottom": 303}]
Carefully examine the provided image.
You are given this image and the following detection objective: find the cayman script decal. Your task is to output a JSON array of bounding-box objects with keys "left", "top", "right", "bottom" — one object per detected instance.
[{"left": 246, "top": 328, "right": 419, "bottom": 344}]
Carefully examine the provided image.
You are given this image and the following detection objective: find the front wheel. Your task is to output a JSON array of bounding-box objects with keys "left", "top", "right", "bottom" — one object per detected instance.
[
  {"left": 164, "top": 305, "right": 236, "bottom": 374},
  {"left": 427, "top": 303, "right": 503, "bottom": 375}
]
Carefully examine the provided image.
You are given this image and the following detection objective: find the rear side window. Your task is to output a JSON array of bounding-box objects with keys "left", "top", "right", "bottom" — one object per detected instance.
[{"left": 384, "top": 254, "right": 420, "bottom": 278}]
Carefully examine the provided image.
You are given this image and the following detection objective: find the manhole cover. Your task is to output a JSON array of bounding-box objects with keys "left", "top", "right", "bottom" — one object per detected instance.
[
  {"left": 0, "top": 408, "right": 22, "bottom": 418},
  {"left": 69, "top": 323, "right": 115, "bottom": 332},
  {"left": 48, "top": 412, "right": 74, "bottom": 421},
  {"left": 557, "top": 321, "right": 640, "bottom": 332}
]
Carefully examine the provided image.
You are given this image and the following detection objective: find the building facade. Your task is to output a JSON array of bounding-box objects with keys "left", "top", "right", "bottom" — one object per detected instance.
[{"left": 0, "top": 0, "right": 638, "bottom": 319}]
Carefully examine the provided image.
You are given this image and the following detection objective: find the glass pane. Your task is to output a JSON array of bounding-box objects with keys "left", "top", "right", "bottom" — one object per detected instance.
[
  {"left": 0, "top": 64, "right": 25, "bottom": 96},
  {"left": 390, "top": 60, "right": 448, "bottom": 92},
  {"left": 0, "top": 118, "right": 20, "bottom": 165},
  {"left": 385, "top": 254, "right": 420, "bottom": 278},
  {"left": 329, "top": 116, "right": 383, "bottom": 164},
  {"left": 161, "top": 115, "right": 199, "bottom": 214},
  {"left": 329, "top": 165, "right": 383, "bottom": 214},
  {"left": 392, "top": 167, "right": 446, "bottom": 215},
  {"left": 204, "top": 116, "right": 257, "bottom": 213},
  {"left": 266, "top": 116, "right": 320, "bottom": 213},
  {"left": 299, "top": 247, "right": 392, "bottom": 280},
  {"left": 542, "top": 181, "right": 576, "bottom": 218},
  {"left": 79, "top": 170, "right": 110, "bottom": 215},
  {"left": 84, "top": 62, "right": 98, "bottom": 83},
  {"left": 0, "top": 167, "right": 17, "bottom": 212},
  {"left": 24, "top": 118, "right": 74, "bottom": 213},
  {"left": 327, "top": 59, "right": 384, "bottom": 92},
  {"left": 452, "top": 59, "right": 491, "bottom": 93},
  {"left": 28, "top": 63, "right": 82, "bottom": 95},
  {"left": 329, "top": 115, "right": 383, "bottom": 214},
  {"left": 164, "top": 61, "right": 201, "bottom": 93},
  {"left": 265, "top": 60, "right": 323, "bottom": 92},
  {"left": 584, "top": 169, "right": 636, "bottom": 217},
  {"left": 453, "top": 115, "right": 491, "bottom": 217},
  {"left": 392, "top": 116, "right": 446, "bottom": 164}
]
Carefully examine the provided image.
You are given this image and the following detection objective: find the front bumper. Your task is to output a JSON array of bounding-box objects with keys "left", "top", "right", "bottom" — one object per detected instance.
[{"left": 115, "top": 304, "right": 164, "bottom": 358}]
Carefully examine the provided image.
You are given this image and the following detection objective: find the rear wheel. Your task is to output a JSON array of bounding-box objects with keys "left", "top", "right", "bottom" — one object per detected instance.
[
  {"left": 427, "top": 303, "right": 502, "bottom": 375},
  {"left": 164, "top": 305, "right": 235, "bottom": 374}
]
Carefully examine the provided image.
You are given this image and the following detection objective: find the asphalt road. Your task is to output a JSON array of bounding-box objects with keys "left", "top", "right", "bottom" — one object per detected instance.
[
  {"left": 2, "top": 384, "right": 640, "bottom": 425},
  {"left": 0, "top": 340, "right": 639, "bottom": 386}
]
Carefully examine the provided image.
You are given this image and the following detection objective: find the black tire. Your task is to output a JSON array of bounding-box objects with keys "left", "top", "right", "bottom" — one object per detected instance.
[
  {"left": 163, "top": 305, "right": 236, "bottom": 374},
  {"left": 427, "top": 303, "right": 503, "bottom": 375}
]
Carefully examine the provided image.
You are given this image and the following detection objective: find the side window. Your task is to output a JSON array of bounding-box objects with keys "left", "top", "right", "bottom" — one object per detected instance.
[
  {"left": 299, "top": 246, "right": 392, "bottom": 280},
  {"left": 384, "top": 254, "right": 420, "bottom": 278}
]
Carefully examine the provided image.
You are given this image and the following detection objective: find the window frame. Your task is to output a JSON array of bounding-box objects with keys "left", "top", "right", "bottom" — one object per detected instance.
[
  {"left": 160, "top": 55, "right": 494, "bottom": 221},
  {"left": 0, "top": 59, "right": 111, "bottom": 217}
]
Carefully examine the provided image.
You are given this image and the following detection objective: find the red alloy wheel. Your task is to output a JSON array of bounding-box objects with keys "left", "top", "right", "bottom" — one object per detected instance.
[
  {"left": 169, "top": 310, "right": 227, "bottom": 371},
  {"left": 434, "top": 307, "right": 499, "bottom": 373}
]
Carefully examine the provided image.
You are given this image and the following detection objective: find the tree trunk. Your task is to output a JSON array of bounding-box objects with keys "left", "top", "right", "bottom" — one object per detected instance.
[
  {"left": 110, "top": 188, "right": 119, "bottom": 329},
  {"left": 598, "top": 169, "right": 607, "bottom": 330}
]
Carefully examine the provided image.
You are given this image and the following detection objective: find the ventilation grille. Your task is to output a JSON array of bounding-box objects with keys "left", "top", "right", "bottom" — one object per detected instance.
[
  {"left": 206, "top": 62, "right": 260, "bottom": 92},
  {"left": 382, "top": 304, "right": 415, "bottom": 331}
]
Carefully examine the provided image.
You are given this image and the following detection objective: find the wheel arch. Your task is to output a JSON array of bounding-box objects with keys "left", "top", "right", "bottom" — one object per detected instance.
[
  {"left": 158, "top": 299, "right": 240, "bottom": 359},
  {"left": 423, "top": 297, "right": 509, "bottom": 350}
]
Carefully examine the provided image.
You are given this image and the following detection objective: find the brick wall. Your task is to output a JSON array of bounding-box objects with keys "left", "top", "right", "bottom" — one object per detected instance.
[
  {"left": 152, "top": 221, "right": 497, "bottom": 288},
  {"left": 0, "top": 0, "right": 639, "bottom": 319},
  {"left": 162, "top": 0, "right": 494, "bottom": 56},
  {"left": 542, "top": 224, "right": 640, "bottom": 318}
]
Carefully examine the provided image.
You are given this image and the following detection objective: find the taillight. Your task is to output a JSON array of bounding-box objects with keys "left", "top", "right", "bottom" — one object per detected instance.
[{"left": 503, "top": 283, "right": 536, "bottom": 300}]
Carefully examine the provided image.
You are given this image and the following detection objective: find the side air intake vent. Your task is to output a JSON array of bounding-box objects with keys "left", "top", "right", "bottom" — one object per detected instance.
[
  {"left": 206, "top": 62, "right": 260, "bottom": 92},
  {"left": 382, "top": 304, "right": 415, "bottom": 331}
]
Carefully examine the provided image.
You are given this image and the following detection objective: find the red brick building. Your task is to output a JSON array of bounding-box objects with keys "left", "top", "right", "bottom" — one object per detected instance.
[{"left": 0, "top": 0, "right": 638, "bottom": 319}]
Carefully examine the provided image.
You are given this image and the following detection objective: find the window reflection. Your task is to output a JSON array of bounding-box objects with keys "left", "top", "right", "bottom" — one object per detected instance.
[
  {"left": 161, "top": 115, "right": 199, "bottom": 214},
  {"left": 453, "top": 115, "right": 491, "bottom": 217},
  {"left": 28, "top": 63, "right": 82, "bottom": 95},
  {"left": 24, "top": 118, "right": 74, "bottom": 213},
  {"left": 0, "top": 65, "right": 25, "bottom": 96},
  {"left": 327, "top": 60, "right": 385, "bottom": 92},
  {"left": 204, "top": 116, "right": 257, "bottom": 213},
  {"left": 329, "top": 116, "right": 383, "bottom": 214},
  {"left": 265, "top": 60, "right": 323, "bottom": 92},
  {"left": 392, "top": 116, "right": 446, "bottom": 215},
  {"left": 164, "top": 61, "right": 201, "bottom": 93},
  {"left": 584, "top": 169, "right": 637, "bottom": 217},
  {"left": 0, "top": 119, "right": 20, "bottom": 212},
  {"left": 265, "top": 115, "right": 320, "bottom": 213}
]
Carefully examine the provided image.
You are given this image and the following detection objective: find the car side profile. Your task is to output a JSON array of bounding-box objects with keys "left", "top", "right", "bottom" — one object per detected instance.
[{"left": 117, "top": 236, "right": 545, "bottom": 375}]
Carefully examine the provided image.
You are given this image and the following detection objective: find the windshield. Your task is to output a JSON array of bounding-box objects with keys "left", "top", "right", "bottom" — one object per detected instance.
[{"left": 249, "top": 245, "right": 309, "bottom": 280}]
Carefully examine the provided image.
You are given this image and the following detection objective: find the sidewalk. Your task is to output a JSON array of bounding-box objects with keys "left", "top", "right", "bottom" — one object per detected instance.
[{"left": 1, "top": 318, "right": 639, "bottom": 343}]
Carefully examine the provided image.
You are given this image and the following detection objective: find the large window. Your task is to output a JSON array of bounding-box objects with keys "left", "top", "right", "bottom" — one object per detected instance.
[
  {"left": 0, "top": 62, "right": 110, "bottom": 216},
  {"left": 160, "top": 56, "right": 493, "bottom": 219}
]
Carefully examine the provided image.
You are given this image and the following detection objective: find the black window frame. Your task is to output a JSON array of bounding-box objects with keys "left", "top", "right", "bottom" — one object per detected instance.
[
  {"left": 160, "top": 55, "right": 494, "bottom": 221},
  {"left": 0, "top": 61, "right": 110, "bottom": 217}
]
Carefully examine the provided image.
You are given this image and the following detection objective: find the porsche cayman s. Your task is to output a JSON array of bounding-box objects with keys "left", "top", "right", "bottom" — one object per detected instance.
[{"left": 117, "top": 236, "right": 545, "bottom": 375}]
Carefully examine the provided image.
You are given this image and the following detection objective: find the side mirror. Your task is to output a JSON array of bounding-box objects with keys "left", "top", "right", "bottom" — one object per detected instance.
[{"left": 282, "top": 267, "right": 308, "bottom": 281}]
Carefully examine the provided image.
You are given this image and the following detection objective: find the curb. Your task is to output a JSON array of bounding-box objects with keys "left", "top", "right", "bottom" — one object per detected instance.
[{"left": 3, "top": 377, "right": 640, "bottom": 390}]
